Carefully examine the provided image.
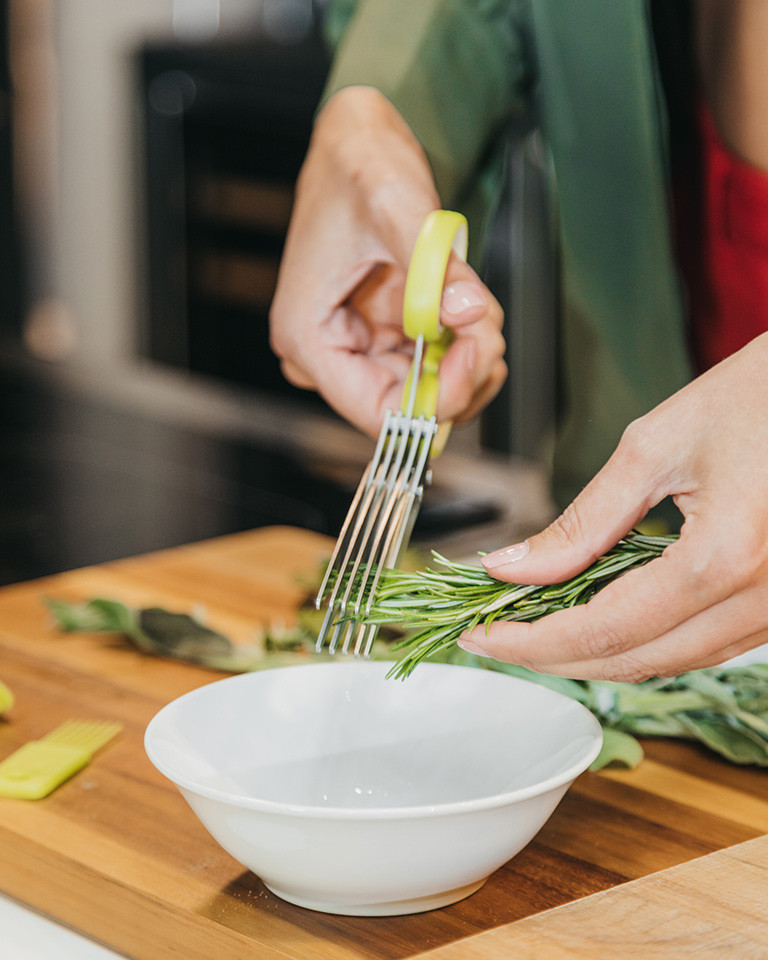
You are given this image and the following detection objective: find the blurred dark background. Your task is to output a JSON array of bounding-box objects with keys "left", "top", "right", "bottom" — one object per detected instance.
[{"left": 0, "top": 0, "right": 553, "bottom": 586}]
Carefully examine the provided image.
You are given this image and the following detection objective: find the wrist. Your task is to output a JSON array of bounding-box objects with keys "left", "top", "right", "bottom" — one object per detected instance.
[
  {"left": 304, "top": 86, "right": 439, "bottom": 235},
  {"left": 311, "top": 85, "right": 432, "bottom": 181}
]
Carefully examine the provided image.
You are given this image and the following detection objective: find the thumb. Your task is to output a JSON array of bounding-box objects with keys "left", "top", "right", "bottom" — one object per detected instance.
[
  {"left": 440, "top": 259, "right": 489, "bottom": 328},
  {"left": 482, "top": 442, "right": 664, "bottom": 585}
]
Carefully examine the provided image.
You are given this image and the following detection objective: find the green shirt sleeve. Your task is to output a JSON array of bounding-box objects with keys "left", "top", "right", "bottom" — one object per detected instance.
[{"left": 322, "top": 0, "right": 531, "bottom": 230}]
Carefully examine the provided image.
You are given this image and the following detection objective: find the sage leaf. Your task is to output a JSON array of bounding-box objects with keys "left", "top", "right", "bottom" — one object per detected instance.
[
  {"left": 675, "top": 714, "right": 768, "bottom": 766},
  {"left": 46, "top": 596, "right": 340, "bottom": 672},
  {"left": 46, "top": 596, "right": 242, "bottom": 667},
  {"left": 138, "top": 608, "right": 233, "bottom": 663},
  {"left": 45, "top": 596, "right": 138, "bottom": 636},
  {"left": 589, "top": 728, "right": 645, "bottom": 771},
  {"left": 44, "top": 597, "right": 154, "bottom": 653}
]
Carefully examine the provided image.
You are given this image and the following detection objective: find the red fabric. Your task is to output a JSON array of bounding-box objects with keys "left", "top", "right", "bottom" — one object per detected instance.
[{"left": 689, "top": 104, "right": 768, "bottom": 372}]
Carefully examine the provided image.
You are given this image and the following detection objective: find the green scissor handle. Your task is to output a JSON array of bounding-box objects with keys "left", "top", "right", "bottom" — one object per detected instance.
[
  {"left": 401, "top": 210, "right": 469, "bottom": 421},
  {"left": 0, "top": 679, "right": 13, "bottom": 714}
]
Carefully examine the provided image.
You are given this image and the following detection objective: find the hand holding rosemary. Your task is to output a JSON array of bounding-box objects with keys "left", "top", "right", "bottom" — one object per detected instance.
[{"left": 361, "top": 532, "right": 675, "bottom": 680}]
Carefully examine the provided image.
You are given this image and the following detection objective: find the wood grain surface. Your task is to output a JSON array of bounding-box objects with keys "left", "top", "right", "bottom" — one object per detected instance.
[
  {"left": 411, "top": 835, "right": 768, "bottom": 959},
  {"left": 0, "top": 525, "right": 766, "bottom": 959}
]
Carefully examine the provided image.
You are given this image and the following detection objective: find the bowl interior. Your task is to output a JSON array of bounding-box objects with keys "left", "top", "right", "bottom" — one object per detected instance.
[{"left": 145, "top": 662, "right": 601, "bottom": 812}]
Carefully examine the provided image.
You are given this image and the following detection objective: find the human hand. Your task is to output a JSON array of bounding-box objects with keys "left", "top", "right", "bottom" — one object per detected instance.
[
  {"left": 269, "top": 86, "right": 507, "bottom": 437},
  {"left": 459, "top": 333, "right": 768, "bottom": 682}
]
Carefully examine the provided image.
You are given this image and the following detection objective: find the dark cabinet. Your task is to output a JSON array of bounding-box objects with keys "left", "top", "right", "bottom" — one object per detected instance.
[{"left": 139, "top": 30, "right": 329, "bottom": 406}]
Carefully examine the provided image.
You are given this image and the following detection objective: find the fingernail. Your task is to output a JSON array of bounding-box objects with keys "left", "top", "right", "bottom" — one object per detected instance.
[
  {"left": 457, "top": 635, "right": 492, "bottom": 658},
  {"left": 442, "top": 282, "right": 486, "bottom": 319},
  {"left": 481, "top": 540, "right": 530, "bottom": 573}
]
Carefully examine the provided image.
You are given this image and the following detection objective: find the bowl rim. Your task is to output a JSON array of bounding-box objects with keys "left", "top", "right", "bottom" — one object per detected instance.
[{"left": 144, "top": 662, "right": 603, "bottom": 820}]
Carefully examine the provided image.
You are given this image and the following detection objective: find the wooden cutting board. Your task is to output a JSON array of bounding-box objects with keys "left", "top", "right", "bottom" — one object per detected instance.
[{"left": 0, "top": 525, "right": 767, "bottom": 959}]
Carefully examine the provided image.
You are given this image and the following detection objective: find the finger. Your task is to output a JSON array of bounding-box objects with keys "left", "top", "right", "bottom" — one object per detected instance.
[
  {"left": 351, "top": 249, "right": 498, "bottom": 347},
  {"left": 462, "top": 534, "right": 712, "bottom": 661},
  {"left": 440, "top": 258, "right": 504, "bottom": 332},
  {"left": 480, "top": 423, "right": 671, "bottom": 585},
  {"left": 432, "top": 263, "right": 507, "bottom": 423},
  {"left": 463, "top": 576, "right": 768, "bottom": 683},
  {"left": 436, "top": 325, "right": 507, "bottom": 422},
  {"left": 438, "top": 357, "right": 508, "bottom": 427},
  {"left": 312, "top": 347, "right": 406, "bottom": 436},
  {"left": 550, "top": 532, "right": 768, "bottom": 679},
  {"left": 441, "top": 280, "right": 488, "bottom": 325},
  {"left": 280, "top": 358, "right": 317, "bottom": 391},
  {"left": 374, "top": 198, "right": 442, "bottom": 272},
  {"left": 576, "top": 584, "right": 768, "bottom": 680},
  {"left": 348, "top": 262, "right": 406, "bottom": 329},
  {"left": 453, "top": 357, "right": 508, "bottom": 423},
  {"left": 282, "top": 290, "right": 414, "bottom": 435}
]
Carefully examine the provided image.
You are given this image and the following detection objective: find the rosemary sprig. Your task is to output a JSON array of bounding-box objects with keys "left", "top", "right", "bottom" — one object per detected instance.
[{"left": 362, "top": 532, "right": 675, "bottom": 680}]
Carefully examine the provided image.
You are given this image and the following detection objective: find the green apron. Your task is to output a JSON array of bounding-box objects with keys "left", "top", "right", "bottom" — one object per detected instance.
[{"left": 323, "top": 0, "right": 693, "bottom": 509}]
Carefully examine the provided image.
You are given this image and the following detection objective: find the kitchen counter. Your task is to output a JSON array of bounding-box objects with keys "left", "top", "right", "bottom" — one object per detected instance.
[{"left": 0, "top": 525, "right": 767, "bottom": 959}]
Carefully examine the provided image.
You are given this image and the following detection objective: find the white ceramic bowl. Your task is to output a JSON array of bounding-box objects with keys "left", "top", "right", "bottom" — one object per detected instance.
[{"left": 145, "top": 661, "right": 602, "bottom": 916}]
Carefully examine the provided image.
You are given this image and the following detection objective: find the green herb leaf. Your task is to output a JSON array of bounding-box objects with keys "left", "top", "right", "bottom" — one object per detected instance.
[
  {"left": 44, "top": 596, "right": 138, "bottom": 636},
  {"left": 675, "top": 713, "right": 768, "bottom": 765},
  {"left": 45, "top": 596, "right": 249, "bottom": 668},
  {"left": 43, "top": 596, "right": 160, "bottom": 654},
  {"left": 44, "top": 595, "right": 386, "bottom": 673},
  {"left": 589, "top": 728, "right": 645, "bottom": 771},
  {"left": 137, "top": 608, "right": 233, "bottom": 663}
]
